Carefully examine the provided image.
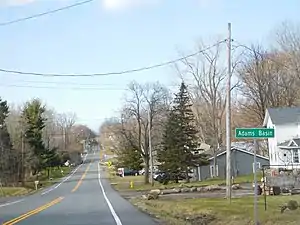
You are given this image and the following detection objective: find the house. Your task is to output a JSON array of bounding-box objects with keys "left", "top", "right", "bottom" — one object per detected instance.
[
  {"left": 194, "top": 147, "right": 269, "bottom": 180},
  {"left": 263, "top": 107, "right": 300, "bottom": 169}
]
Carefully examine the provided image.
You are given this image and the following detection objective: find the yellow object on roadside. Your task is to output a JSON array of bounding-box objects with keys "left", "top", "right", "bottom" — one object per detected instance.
[{"left": 130, "top": 181, "right": 134, "bottom": 189}]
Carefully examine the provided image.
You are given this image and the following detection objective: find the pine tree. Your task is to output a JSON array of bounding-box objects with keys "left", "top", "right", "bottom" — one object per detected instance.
[
  {"left": 117, "top": 146, "right": 143, "bottom": 171},
  {"left": 158, "top": 82, "right": 208, "bottom": 182},
  {"left": 0, "top": 97, "right": 13, "bottom": 184},
  {"left": 22, "top": 99, "right": 49, "bottom": 173}
]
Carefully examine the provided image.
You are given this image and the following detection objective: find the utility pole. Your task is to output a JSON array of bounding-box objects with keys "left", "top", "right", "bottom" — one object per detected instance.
[
  {"left": 148, "top": 108, "right": 154, "bottom": 186},
  {"left": 63, "top": 128, "right": 67, "bottom": 150},
  {"left": 21, "top": 130, "right": 25, "bottom": 185},
  {"left": 226, "top": 22, "right": 232, "bottom": 201}
]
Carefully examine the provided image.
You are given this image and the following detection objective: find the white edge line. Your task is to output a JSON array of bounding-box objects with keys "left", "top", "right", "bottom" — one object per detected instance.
[
  {"left": 97, "top": 163, "right": 123, "bottom": 225},
  {"left": 41, "top": 154, "right": 89, "bottom": 195},
  {"left": 0, "top": 199, "right": 24, "bottom": 208}
]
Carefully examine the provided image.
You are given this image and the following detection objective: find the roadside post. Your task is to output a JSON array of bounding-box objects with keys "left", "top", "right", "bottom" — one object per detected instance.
[{"left": 235, "top": 127, "right": 275, "bottom": 225}]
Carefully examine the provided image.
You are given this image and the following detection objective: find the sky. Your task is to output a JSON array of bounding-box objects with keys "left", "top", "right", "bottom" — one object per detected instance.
[{"left": 0, "top": 0, "right": 299, "bottom": 132}]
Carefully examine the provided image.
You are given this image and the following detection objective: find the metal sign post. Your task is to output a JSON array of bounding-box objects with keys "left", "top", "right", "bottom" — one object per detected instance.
[
  {"left": 253, "top": 139, "right": 258, "bottom": 225},
  {"left": 235, "top": 127, "right": 275, "bottom": 225}
]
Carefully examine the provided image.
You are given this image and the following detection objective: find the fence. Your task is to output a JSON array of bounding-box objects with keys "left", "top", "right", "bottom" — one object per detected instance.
[{"left": 262, "top": 165, "right": 300, "bottom": 210}]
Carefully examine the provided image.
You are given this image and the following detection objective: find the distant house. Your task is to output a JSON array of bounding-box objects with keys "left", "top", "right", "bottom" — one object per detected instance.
[
  {"left": 194, "top": 147, "right": 269, "bottom": 181},
  {"left": 263, "top": 107, "right": 300, "bottom": 169}
]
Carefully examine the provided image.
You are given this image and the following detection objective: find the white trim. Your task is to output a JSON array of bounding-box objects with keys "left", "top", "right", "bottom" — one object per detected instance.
[
  {"left": 209, "top": 165, "right": 219, "bottom": 177},
  {"left": 263, "top": 109, "right": 270, "bottom": 127},
  {"left": 289, "top": 139, "right": 298, "bottom": 147},
  {"left": 208, "top": 147, "right": 269, "bottom": 161},
  {"left": 197, "top": 166, "right": 201, "bottom": 181},
  {"left": 252, "top": 162, "right": 261, "bottom": 173}
]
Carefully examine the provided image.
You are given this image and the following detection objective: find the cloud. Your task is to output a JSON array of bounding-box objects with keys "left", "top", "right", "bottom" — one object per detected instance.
[{"left": 102, "top": 0, "right": 157, "bottom": 11}]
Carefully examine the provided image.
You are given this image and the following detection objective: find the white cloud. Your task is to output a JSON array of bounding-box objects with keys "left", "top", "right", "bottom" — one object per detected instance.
[{"left": 102, "top": 0, "right": 157, "bottom": 11}]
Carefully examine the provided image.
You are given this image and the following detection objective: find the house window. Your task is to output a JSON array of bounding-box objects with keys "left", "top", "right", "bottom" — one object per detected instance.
[
  {"left": 210, "top": 165, "right": 219, "bottom": 177},
  {"left": 252, "top": 162, "right": 261, "bottom": 173},
  {"left": 293, "top": 149, "right": 300, "bottom": 163}
]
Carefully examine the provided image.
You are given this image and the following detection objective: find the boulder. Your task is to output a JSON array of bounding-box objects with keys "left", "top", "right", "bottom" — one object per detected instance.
[
  {"left": 232, "top": 184, "right": 241, "bottom": 190},
  {"left": 147, "top": 192, "right": 159, "bottom": 200},
  {"left": 141, "top": 194, "right": 148, "bottom": 200},
  {"left": 149, "top": 189, "right": 161, "bottom": 195},
  {"left": 203, "top": 185, "right": 222, "bottom": 192},
  {"left": 161, "top": 188, "right": 181, "bottom": 195},
  {"left": 190, "top": 187, "right": 197, "bottom": 192},
  {"left": 181, "top": 187, "right": 190, "bottom": 193},
  {"left": 196, "top": 187, "right": 205, "bottom": 192}
]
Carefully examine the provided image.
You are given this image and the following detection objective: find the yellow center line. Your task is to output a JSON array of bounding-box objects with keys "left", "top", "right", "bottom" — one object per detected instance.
[
  {"left": 3, "top": 197, "right": 64, "bottom": 225},
  {"left": 71, "top": 163, "right": 90, "bottom": 193}
]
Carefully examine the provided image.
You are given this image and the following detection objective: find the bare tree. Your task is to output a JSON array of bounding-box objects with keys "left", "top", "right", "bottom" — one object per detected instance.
[
  {"left": 177, "top": 41, "right": 227, "bottom": 177},
  {"left": 56, "top": 112, "right": 77, "bottom": 151},
  {"left": 119, "top": 81, "right": 170, "bottom": 184},
  {"left": 237, "top": 44, "right": 300, "bottom": 125}
]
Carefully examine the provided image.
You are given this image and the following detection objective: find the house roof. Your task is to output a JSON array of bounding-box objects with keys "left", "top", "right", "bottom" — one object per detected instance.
[
  {"left": 208, "top": 147, "right": 269, "bottom": 161},
  {"left": 278, "top": 138, "right": 300, "bottom": 147},
  {"left": 264, "top": 107, "right": 300, "bottom": 126}
]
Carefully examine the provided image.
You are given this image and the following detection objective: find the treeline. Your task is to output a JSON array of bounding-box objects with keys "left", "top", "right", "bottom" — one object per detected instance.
[
  {"left": 0, "top": 97, "right": 96, "bottom": 186},
  {"left": 99, "top": 21, "right": 300, "bottom": 183}
]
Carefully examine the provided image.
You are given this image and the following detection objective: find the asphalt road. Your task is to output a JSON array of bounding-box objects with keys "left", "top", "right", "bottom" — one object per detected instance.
[{"left": 0, "top": 153, "right": 157, "bottom": 225}]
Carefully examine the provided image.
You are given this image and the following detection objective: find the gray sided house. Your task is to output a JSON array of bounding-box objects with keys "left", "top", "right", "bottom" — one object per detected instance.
[{"left": 195, "top": 147, "right": 270, "bottom": 181}]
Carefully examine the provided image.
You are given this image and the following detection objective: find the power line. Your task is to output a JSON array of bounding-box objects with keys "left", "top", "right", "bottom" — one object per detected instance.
[
  {"left": 0, "top": 83, "right": 129, "bottom": 90},
  {"left": 0, "top": 40, "right": 226, "bottom": 77},
  {"left": 0, "top": 0, "right": 94, "bottom": 27},
  {"left": 0, "top": 79, "right": 180, "bottom": 87},
  {"left": 232, "top": 41, "right": 291, "bottom": 69}
]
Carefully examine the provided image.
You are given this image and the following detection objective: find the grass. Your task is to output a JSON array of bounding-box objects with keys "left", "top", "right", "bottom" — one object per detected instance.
[
  {"left": 131, "top": 195, "right": 300, "bottom": 225},
  {"left": 0, "top": 166, "right": 72, "bottom": 197},
  {"left": 30, "top": 166, "right": 71, "bottom": 189},
  {"left": 0, "top": 187, "right": 32, "bottom": 197},
  {"left": 108, "top": 172, "right": 262, "bottom": 192}
]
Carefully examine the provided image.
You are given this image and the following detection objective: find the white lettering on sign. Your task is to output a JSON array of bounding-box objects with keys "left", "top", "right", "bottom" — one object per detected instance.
[
  {"left": 238, "top": 130, "right": 255, "bottom": 137},
  {"left": 258, "top": 130, "right": 273, "bottom": 137}
]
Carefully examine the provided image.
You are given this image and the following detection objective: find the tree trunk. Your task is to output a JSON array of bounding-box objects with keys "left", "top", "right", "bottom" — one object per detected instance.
[
  {"left": 185, "top": 169, "right": 190, "bottom": 183},
  {"left": 144, "top": 156, "right": 150, "bottom": 184}
]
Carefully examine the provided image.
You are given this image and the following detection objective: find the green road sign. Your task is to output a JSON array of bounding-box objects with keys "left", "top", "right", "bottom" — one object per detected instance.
[{"left": 235, "top": 128, "right": 275, "bottom": 139}]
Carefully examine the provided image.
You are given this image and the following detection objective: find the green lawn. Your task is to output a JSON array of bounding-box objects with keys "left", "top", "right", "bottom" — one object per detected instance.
[
  {"left": 0, "top": 187, "right": 32, "bottom": 197},
  {"left": 131, "top": 195, "right": 300, "bottom": 225},
  {"left": 109, "top": 172, "right": 261, "bottom": 191}
]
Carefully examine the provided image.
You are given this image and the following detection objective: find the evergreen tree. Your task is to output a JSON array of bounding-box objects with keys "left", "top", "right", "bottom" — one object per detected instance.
[
  {"left": 0, "top": 97, "right": 13, "bottom": 183},
  {"left": 117, "top": 146, "right": 143, "bottom": 171},
  {"left": 22, "top": 99, "right": 49, "bottom": 173},
  {"left": 158, "top": 82, "right": 208, "bottom": 182}
]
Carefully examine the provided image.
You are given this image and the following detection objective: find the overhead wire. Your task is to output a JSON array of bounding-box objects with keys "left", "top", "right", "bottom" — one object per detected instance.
[
  {"left": 0, "top": 79, "right": 180, "bottom": 87},
  {"left": 232, "top": 41, "right": 291, "bottom": 69},
  {"left": 0, "top": 0, "right": 94, "bottom": 27},
  {"left": 0, "top": 40, "right": 226, "bottom": 77},
  {"left": 0, "top": 83, "right": 129, "bottom": 90}
]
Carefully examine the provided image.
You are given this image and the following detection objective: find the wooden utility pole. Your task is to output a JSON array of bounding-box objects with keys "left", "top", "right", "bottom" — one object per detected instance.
[
  {"left": 148, "top": 109, "right": 154, "bottom": 186},
  {"left": 21, "top": 130, "right": 25, "bottom": 185},
  {"left": 226, "top": 22, "right": 232, "bottom": 201}
]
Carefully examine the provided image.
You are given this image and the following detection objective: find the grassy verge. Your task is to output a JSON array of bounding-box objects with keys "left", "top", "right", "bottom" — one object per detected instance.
[
  {"left": 109, "top": 172, "right": 261, "bottom": 192},
  {"left": 131, "top": 195, "right": 300, "bottom": 225},
  {"left": 0, "top": 187, "right": 33, "bottom": 197},
  {"left": 0, "top": 166, "right": 72, "bottom": 197},
  {"left": 29, "top": 166, "right": 72, "bottom": 189}
]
